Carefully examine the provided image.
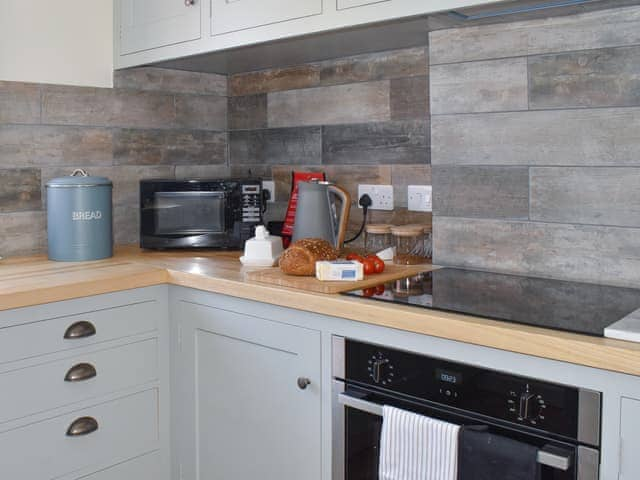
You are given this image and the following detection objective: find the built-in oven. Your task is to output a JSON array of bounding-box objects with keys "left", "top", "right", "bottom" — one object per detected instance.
[
  {"left": 332, "top": 336, "right": 601, "bottom": 480},
  {"left": 140, "top": 179, "right": 263, "bottom": 249}
]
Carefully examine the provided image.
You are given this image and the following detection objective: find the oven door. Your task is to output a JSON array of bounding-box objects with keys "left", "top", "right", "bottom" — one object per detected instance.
[
  {"left": 141, "top": 190, "right": 229, "bottom": 247},
  {"left": 333, "top": 381, "right": 599, "bottom": 480}
]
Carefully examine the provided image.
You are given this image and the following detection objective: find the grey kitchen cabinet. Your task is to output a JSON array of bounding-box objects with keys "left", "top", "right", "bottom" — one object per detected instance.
[
  {"left": 210, "top": 0, "right": 322, "bottom": 35},
  {"left": 619, "top": 397, "right": 640, "bottom": 479},
  {"left": 117, "top": 0, "right": 201, "bottom": 55},
  {"left": 172, "top": 298, "right": 322, "bottom": 480},
  {"left": 337, "top": 0, "right": 392, "bottom": 9}
]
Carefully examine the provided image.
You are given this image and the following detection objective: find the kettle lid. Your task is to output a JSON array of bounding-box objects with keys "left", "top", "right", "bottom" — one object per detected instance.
[{"left": 46, "top": 169, "right": 112, "bottom": 188}]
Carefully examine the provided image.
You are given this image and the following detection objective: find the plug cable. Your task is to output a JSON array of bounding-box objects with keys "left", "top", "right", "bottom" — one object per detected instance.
[{"left": 344, "top": 194, "right": 372, "bottom": 244}]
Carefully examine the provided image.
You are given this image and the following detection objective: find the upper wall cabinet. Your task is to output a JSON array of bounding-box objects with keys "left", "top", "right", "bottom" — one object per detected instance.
[
  {"left": 210, "top": 0, "right": 322, "bottom": 35},
  {"left": 337, "top": 0, "right": 391, "bottom": 10},
  {"left": 118, "top": 0, "right": 201, "bottom": 55}
]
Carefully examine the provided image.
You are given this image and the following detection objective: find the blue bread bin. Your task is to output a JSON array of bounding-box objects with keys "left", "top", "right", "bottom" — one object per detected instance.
[{"left": 46, "top": 169, "right": 113, "bottom": 261}]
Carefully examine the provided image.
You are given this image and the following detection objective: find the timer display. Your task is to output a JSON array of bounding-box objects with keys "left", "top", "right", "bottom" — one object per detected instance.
[{"left": 436, "top": 368, "right": 462, "bottom": 385}]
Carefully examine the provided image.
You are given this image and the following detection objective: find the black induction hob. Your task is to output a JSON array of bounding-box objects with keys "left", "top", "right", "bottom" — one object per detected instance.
[{"left": 342, "top": 268, "right": 640, "bottom": 336}]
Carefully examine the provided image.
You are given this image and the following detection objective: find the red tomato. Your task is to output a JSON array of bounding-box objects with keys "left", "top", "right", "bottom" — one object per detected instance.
[
  {"left": 362, "top": 287, "right": 376, "bottom": 297},
  {"left": 375, "top": 284, "right": 385, "bottom": 295},
  {"left": 372, "top": 257, "right": 385, "bottom": 274},
  {"left": 362, "top": 258, "right": 376, "bottom": 275},
  {"left": 346, "top": 253, "right": 364, "bottom": 263}
]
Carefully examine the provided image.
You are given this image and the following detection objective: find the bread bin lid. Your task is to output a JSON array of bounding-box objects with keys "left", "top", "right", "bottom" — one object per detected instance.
[{"left": 46, "top": 169, "right": 112, "bottom": 188}]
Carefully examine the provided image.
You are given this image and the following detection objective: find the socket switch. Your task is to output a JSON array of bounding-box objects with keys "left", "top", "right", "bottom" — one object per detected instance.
[
  {"left": 408, "top": 185, "right": 432, "bottom": 212},
  {"left": 262, "top": 180, "right": 275, "bottom": 203},
  {"left": 358, "top": 184, "right": 394, "bottom": 211}
]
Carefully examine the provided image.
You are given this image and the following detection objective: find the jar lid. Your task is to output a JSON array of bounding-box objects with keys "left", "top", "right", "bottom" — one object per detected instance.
[
  {"left": 46, "top": 169, "right": 112, "bottom": 188},
  {"left": 391, "top": 225, "right": 424, "bottom": 237},
  {"left": 365, "top": 223, "right": 392, "bottom": 234}
]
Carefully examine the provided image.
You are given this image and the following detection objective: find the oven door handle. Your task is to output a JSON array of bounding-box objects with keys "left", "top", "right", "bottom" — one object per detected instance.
[{"left": 337, "top": 391, "right": 573, "bottom": 472}]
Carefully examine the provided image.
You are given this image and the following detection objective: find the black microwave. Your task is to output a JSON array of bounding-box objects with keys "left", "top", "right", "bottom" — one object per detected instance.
[{"left": 140, "top": 179, "right": 264, "bottom": 249}]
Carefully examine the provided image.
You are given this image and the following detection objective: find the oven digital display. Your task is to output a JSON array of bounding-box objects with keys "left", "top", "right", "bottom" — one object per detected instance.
[{"left": 436, "top": 368, "right": 462, "bottom": 385}]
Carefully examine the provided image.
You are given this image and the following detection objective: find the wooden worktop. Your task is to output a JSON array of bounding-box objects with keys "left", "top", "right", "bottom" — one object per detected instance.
[{"left": 2, "top": 246, "right": 640, "bottom": 377}]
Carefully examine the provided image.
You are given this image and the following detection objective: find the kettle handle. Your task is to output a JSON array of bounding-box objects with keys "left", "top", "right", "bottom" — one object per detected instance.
[{"left": 328, "top": 184, "right": 351, "bottom": 251}]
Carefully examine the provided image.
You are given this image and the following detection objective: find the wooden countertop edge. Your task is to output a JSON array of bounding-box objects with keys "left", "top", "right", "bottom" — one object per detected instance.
[{"left": 166, "top": 269, "right": 640, "bottom": 377}]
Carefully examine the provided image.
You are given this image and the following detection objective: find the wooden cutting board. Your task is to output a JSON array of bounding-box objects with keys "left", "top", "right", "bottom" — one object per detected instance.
[{"left": 245, "top": 263, "right": 432, "bottom": 294}]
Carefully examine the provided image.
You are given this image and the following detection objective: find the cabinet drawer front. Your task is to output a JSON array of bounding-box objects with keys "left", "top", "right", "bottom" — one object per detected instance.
[
  {"left": 211, "top": 0, "right": 323, "bottom": 36},
  {"left": 0, "top": 389, "right": 159, "bottom": 480},
  {"left": 338, "top": 0, "right": 391, "bottom": 9},
  {"left": 75, "top": 451, "right": 163, "bottom": 480},
  {"left": 0, "top": 301, "right": 158, "bottom": 364},
  {"left": 0, "top": 339, "right": 158, "bottom": 424}
]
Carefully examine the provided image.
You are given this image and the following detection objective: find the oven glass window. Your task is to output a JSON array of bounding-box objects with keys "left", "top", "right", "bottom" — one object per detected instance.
[{"left": 153, "top": 191, "right": 225, "bottom": 234}]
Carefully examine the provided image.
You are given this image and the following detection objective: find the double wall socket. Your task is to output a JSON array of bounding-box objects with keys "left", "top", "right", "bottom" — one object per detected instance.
[
  {"left": 408, "top": 185, "right": 432, "bottom": 212},
  {"left": 357, "top": 184, "right": 394, "bottom": 211}
]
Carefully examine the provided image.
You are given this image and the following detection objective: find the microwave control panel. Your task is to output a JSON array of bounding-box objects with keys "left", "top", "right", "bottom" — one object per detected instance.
[{"left": 241, "top": 184, "right": 262, "bottom": 223}]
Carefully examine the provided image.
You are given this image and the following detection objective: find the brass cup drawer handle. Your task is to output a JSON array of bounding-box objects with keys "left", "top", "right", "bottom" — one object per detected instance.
[
  {"left": 64, "top": 363, "right": 97, "bottom": 382},
  {"left": 64, "top": 321, "right": 96, "bottom": 339},
  {"left": 66, "top": 417, "right": 99, "bottom": 437}
]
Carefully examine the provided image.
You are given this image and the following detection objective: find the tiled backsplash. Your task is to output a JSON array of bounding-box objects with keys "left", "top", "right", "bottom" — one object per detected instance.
[
  {"left": 227, "top": 46, "right": 432, "bottom": 240},
  {"left": 430, "top": 5, "right": 640, "bottom": 287},
  {"left": 0, "top": 69, "right": 228, "bottom": 256}
]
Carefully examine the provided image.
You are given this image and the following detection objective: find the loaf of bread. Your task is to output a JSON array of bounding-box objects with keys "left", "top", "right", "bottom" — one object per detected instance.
[{"left": 279, "top": 238, "right": 338, "bottom": 276}]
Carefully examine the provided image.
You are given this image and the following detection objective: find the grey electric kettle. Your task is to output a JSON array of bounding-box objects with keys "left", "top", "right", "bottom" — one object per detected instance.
[{"left": 292, "top": 181, "right": 351, "bottom": 250}]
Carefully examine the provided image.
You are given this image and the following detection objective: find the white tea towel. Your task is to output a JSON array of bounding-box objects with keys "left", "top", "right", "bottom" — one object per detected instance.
[{"left": 379, "top": 405, "right": 460, "bottom": 480}]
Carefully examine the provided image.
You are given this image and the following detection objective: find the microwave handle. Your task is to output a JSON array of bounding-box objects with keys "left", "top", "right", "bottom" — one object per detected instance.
[{"left": 337, "top": 391, "right": 573, "bottom": 472}]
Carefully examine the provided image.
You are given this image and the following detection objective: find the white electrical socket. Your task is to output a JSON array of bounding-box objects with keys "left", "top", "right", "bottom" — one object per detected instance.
[
  {"left": 408, "top": 185, "right": 432, "bottom": 212},
  {"left": 262, "top": 180, "right": 275, "bottom": 203},
  {"left": 358, "top": 184, "right": 394, "bottom": 211}
]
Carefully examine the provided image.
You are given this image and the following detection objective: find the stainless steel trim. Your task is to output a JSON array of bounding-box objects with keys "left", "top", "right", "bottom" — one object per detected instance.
[
  {"left": 338, "top": 392, "right": 384, "bottom": 416},
  {"left": 332, "top": 380, "right": 346, "bottom": 480},
  {"left": 537, "top": 446, "right": 572, "bottom": 471},
  {"left": 577, "top": 446, "right": 600, "bottom": 480},
  {"left": 332, "top": 336, "right": 345, "bottom": 380},
  {"left": 578, "top": 389, "right": 601, "bottom": 447}
]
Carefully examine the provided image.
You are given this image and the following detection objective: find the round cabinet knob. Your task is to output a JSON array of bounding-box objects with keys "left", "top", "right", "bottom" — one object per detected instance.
[
  {"left": 297, "top": 377, "right": 311, "bottom": 390},
  {"left": 184, "top": 0, "right": 195, "bottom": 5}
]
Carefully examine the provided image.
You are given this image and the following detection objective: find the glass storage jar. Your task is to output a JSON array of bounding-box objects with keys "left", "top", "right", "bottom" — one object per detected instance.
[
  {"left": 422, "top": 224, "right": 433, "bottom": 262},
  {"left": 364, "top": 224, "right": 393, "bottom": 255},
  {"left": 391, "top": 225, "right": 427, "bottom": 265}
]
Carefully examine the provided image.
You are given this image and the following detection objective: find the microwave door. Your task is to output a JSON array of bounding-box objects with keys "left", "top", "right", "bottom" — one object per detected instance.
[{"left": 152, "top": 191, "right": 226, "bottom": 236}]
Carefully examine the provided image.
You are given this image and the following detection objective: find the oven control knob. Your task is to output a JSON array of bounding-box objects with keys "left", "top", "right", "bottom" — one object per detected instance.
[
  {"left": 368, "top": 354, "right": 394, "bottom": 385},
  {"left": 518, "top": 391, "right": 536, "bottom": 421}
]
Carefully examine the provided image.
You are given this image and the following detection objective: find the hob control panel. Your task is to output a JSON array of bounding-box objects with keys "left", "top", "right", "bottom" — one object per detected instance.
[{"left": 343, "top": 339, "right": 593, "bottom": 443}]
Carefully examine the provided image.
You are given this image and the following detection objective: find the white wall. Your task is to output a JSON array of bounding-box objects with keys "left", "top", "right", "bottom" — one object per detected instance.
[{"left": 0, "top": 1, "right": 113, "bottom": 88}]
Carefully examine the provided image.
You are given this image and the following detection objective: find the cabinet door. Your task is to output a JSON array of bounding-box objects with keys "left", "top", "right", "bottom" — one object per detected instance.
[
  {"left": 337, "top": 0, "right": 391, "bottom": 9},
  {"left": 173, "top": 301, "right": 321, "bottom": 480},
  {"left": 119, "top": 0, "right": 201, "bottom": 55},
  {"left": 620, "top": 398, "right": 640, "bottom": 479},
  {"left": 210, "top": 0, "right": 322, "bottom": 35}
]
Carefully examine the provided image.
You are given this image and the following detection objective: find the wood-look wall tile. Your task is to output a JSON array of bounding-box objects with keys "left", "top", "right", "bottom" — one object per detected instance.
[
  {"left": 0, "top": 168, "right": 41, "bottom": 213},
  {"left": 113, "top": 129, "right": 227, "bottom": 166},
  {"left": 391, "top": 164, "right": 432, "bottom": 207},
  {"left": 531, "top": 167, "right": 640, "bottom": 227},
  {"left": 0, "top": 125, "right": 113, "bottom": 167},
  {"left": 319, "top": 47, "right": 428, "bottom": 86},
  {"left": 41, "top": 86, "right": 175, "bottom": 129},
  {"left": 229, "top": 164, "right": 273, "bottom": 180},
  {"left": 431, "top": 108, "right": 640, "bottom": 166},
  {"left": 113, "top": 203, "right": 139, "bottom": 246},
  {"left": 323, "top": 120, "right": 428, "bottom": 165},
  {"left": 0, "top": 82, "right": 40, "bottom": 124},
  {"left": 114, "top": 67, "right": 227, "bottom": 96},
  {"left": 432, "top": 166, "right": 529, "bottom": 219},
  {"left": 390, "top": 76, "right": 429, "bottom": 120},
  {"left": 228, "top": 94, "right": 267, "bottom": 130},
  {"left": 433, "top": 217, "right": 640, "bottom": 287},
  {"left": 230, "top": 127, "right": 322, "bottom": 165},
  {"left": 430, "top": 58, "right": 528, "bottom": 114},
  {"left": 268, "top": 81, "right": 390, "bottom": 128},
  {"left": 229, "top": 65, "right": 320, "bottom": 96},
  {"left": 174, "top": 94, "right": 227, "bottom": 131},
  {"left": 429, "top": 5, "right": 640, "bottom": 65},
  {"left": 175, "top": 165, "right": 231, "bottom": 179},
  {"left": 0, "top": 211, "right": 46, "bottom": 257},
  {"left": 529, "top": 46, "right": 640, "bottom": 109}
]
